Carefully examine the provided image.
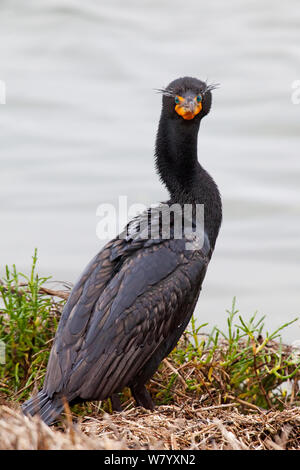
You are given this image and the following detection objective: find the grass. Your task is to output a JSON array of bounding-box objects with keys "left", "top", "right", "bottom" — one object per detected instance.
[
  {"left": 1, "top": 403, "right": 300, "bottom": 450},
  {"left": 152, "top": 302, "right": 300, "bottom": 411},
  {"left": 0, "top": 250, "right": 62, "bottom": 400},
  {"left": 0, "top": 251, "right": 299, "bottom": 415}
]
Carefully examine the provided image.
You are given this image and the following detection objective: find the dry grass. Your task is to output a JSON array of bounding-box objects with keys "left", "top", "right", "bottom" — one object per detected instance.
[
  {"left": 1, "top": 255, "right": 299, "bottom": 450},
  {"left": 1, "top": 334, "right": 299, "bottom": 450},
  {"left": 0, "top": 402, "right": 299, "bottom": 450}
]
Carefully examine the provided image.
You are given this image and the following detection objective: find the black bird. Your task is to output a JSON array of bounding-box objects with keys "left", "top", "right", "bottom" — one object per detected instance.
[{"left": 22, "top": 76, "right": 222, "bottom": 425}]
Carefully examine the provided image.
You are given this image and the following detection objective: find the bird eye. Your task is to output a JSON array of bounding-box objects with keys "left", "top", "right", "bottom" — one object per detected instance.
[
  {"left": 196, "top": 95, "right": 202, "bottom": 103},
  {"left": 175, "top": 96, "right": 180, "bottom": 105}
]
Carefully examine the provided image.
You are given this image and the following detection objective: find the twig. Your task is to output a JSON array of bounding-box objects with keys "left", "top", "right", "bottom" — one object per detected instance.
[
  {"left": 163, "top": 358, "right": 187, "bottom": 387},
  {"left": 12, "top": 374, "right": 45, "bottom": 397},
  {"left": 38, "top": 287, "right": 70, "bottom": 301},
  {"left": 0, "top": 280, "right": 70, "bottom": 301},
  {"left": 197, "top": 403, "right": 239, "bottom": 412},
  {"left": 227, "top": 395, "right": 263, "bottom": 413}
]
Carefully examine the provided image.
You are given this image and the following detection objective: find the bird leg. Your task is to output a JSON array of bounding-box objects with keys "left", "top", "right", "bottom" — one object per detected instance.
[
  {"left": 131, "top": 385, "right": 155, "bottom": 410},
  {"left": 110, "top": 393, "right": 123, "bottom": 412}
]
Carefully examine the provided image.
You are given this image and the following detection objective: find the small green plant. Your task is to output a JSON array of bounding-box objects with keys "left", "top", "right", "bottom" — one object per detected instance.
[
  {"left": 0, "top": 250, "right": 62, "bottom": 400},
  {"left": 155, "top": 298, "right": 300, "bottom": 410}
]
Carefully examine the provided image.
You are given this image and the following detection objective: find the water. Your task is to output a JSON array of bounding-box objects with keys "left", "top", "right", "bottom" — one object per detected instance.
[{"left": 0, "top": 0, "right": 300, "bottom": 342}]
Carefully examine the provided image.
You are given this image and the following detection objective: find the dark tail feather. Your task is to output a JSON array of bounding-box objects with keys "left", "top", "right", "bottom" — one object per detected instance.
[{"left": 22, "top": 390, "right": 64, "bottom": 426}]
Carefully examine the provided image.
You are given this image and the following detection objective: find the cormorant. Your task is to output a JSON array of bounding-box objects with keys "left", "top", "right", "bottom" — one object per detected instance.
[{"left": 22, "top": 76, "right": 222, "bottom": 425}]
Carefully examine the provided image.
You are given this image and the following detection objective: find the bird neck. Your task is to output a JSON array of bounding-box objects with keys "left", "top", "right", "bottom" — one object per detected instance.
[{"left": 155, "top": 116, "right": 222, "bottom": 247}]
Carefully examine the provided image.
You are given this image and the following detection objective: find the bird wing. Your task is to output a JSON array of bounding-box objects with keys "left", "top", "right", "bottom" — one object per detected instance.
[
  {"left": 43, "top": 236, "right": 126, "bottom": 395},
  {"left": 44, "top": 236, "right": 210, "bottom": 401}
]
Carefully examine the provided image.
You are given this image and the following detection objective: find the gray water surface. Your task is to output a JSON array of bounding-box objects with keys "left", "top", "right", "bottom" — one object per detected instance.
[{"left": 0, "top": 0, "right": 300, "bottom": 342}]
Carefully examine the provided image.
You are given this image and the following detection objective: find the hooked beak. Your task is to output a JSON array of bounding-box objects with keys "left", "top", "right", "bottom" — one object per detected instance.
[{"left": 175, "top": 97, "right": 202, "bottom": 120}]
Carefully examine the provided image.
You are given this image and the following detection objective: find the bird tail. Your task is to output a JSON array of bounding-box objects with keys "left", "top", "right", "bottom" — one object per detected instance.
[{"left": 22, "top": 390, "right": 64, "bottom": 426}]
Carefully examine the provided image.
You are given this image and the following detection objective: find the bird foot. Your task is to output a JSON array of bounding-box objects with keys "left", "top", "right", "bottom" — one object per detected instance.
[
  {"left": 131, "top": 385, "right": 155, "bottom": 410},
  {"left": 110, "top": 393, "right": 123, "bottom": 412}
]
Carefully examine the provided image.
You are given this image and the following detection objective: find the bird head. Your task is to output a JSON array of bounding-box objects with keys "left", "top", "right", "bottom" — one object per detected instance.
[{"left": 157, "top": 76, "right": 218, "bottom": 122}]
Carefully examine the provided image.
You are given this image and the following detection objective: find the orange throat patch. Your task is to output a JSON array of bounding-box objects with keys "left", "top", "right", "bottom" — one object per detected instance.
[{"left": 175, "top": 101, "right": 202, "bottom": 120}]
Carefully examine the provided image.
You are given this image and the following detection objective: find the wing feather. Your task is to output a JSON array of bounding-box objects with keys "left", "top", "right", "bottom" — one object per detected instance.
[{"left": 44, "top": 233, "right": 210, "bottom": 402}]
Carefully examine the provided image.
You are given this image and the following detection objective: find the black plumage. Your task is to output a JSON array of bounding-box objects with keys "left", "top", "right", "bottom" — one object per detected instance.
[{"left": 22, "top": 76, "right": 222, "bottom": 425}]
